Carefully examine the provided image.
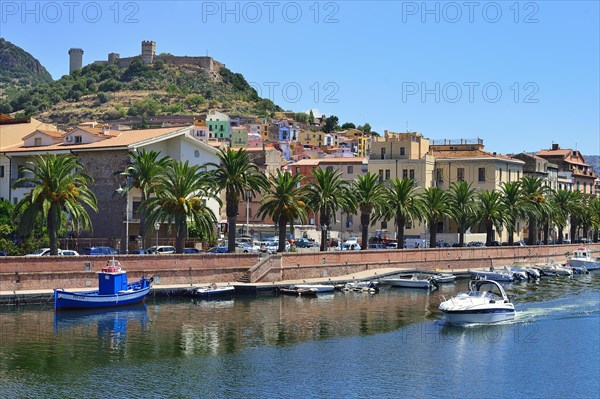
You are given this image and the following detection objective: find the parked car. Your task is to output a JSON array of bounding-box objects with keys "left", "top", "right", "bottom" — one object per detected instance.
[
  {"left": 489, "top": 241, "right": 501, "bottom": 247},
  {"left": 183, "top": 247, "right": 201, "bottom": 254},
  {"left": 60, "top": 250, "right": 79, "bottom": 256},
  {"left": 206, "top": 246, "right": 228, "bottom": 254},
  {"left": 513, "top": 241, "right": 527, "bottom": 247},
  {"left": 80, "top": 246, "right": 119, "bottom": 255},
  {"left": 336, "top": 243, "right": 361, "bottom": 251},
  {"left": 467, "top": 241, "right": 485, "bottom": 247},
  {"left": 367, "top": 243, "right": 386, "bottom": 250},
  {"left": 130, "top": 249, "right": 148, "bottom": 254},
  {"left": 385, "top": 242, "right": 398, "bottom": 249},
  {"left": 0, "top": 251, "right": 7, "bottom": 256},
  {"left": 294, "top": 238, "right": 319, "bottom": 248},
  {"left": 436, "top": 241, "right": 450, "bottom": 248},
  {"left": 146, "top": 245, "right": 176, "bottom": 254},
  {"left": 26, "top": 248, "right": 63, "bottom": 256}
]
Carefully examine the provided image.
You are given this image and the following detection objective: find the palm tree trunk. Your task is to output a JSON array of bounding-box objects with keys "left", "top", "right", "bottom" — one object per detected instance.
[
  {"left": 486, "top": 221, "right": 494, "bottom": 246},
  {"left": 175, "top": 218, "right": 186, "bottom": 253},
  {"left": 429, "top": 219, "right": 436, "bottom": 248},
  {"left": 570, "top": 216, "right": 577, "bottom": 242},
  {"left": 543, "top": 222, "right": 550, "bottom": 245},
  {"left": 528, "top": 219, "right": 536, "bottom": 245},
  {"left": 227, "top": 215, "right": 236, "bottom": 252},
  {"left": 278, "top": 215, "right": 288, "bottom": 252},
  {"left": 360, "top": 211, "right": 369, "bottom": 251},
  {"left": 507, "top": 228, "right": 515, "bottom": 245},
  {"left": 139, "top": 208, "right": 146, "bottom": 248},
  {"left": 48, "top": 206, "right": 59, "bottom": 255},
  {"left": 593, "top": 228, "right": 599, "bottom": 243},
  {"left": 320, "top": 212, "right": 330, "bottom": 252},
  {"left": 558, "top": 227, "right": 564, "bottom": 244},
  {"left": 396, "top": 214, "right": 405, "bottom": 250},
  {"left": 458, "top": 223, "right": 465, "bottom": 247}
]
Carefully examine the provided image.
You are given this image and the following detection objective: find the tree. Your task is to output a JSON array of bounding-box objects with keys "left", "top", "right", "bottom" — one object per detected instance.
[
  {"left": 376, "top": 178, "right": 421, "bottom": 249},
  {"left": 352, "top": 173, "right": 386, "bottom": 250},
  {"left": 341, "top": 122, "right": 356, "bottom": 130},
  {"left": 141, "top": 160, "right": 219, "bottom": 253},
  {"left": 308, "top": 110, "right": 315, "bottom": 125},
  {"left": 13, "top": 154, "right": 98, "bottom": 255},
  {"left": 475, "top": 190, "right": 505, "bottom": 246},
  {"left": 590, "top": 198, "right": 600, "bottom": 243},
  {"left": 118, "top": 149, "right": 171, "bottom": 247},
  {"left": 208, "top": 148, "right": 269, "bottom": 253},
  {"left": 520, "top": 176, "right": 551, "bottom": 244},
  {"left": 306, "top": 168, "right": 352, "bottom": 251},
  {"left": 447, "top": 181, "right": 478, "bottom": 246},
  {"left": 550, "top": 189, "right": 575, "bottom": 243},
  {"left": 500, "top": 181, "right": 526, "bottom": 245},
  {"left": 294, "top": 112, "right": 308, "bottom": 124},
  {"left": 357, "top": 123, "right": 371, "bottom": 133},
  {"left": 418, "top": 187, "right": 449, "bottom": 248},
  {"left": 257, "top": 171, "right": 309, "bottom": 252},
  {"left": 323, "top": 115, "right": 339, "bottom": 133}
]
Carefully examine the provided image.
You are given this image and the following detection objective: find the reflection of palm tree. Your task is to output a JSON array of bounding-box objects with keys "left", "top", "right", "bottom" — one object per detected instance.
[
  {"left": 258, "top": 171, "right": 309, "bottom": 253},
  {"left": 352, "top": 173, "right": 385, "bottom": 250},
  {"left": 142, "top": 160, "right": 219, "bottom": 253},
  {"left": 13, "top": 154, "right": 98, "bottom": 255},
  {"left": 377, "top": 178, "right": 421, "bottom": 249}
]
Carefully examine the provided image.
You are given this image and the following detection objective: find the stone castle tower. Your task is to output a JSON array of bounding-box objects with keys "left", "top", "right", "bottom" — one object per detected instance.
[
  {"left": 68, "top": 48, "right": 84, "bottom": 73},
  {"left": 141, "top": 41, "right": 156, "bottom": 65}
]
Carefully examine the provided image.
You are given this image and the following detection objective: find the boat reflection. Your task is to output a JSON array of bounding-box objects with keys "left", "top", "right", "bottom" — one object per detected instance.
[{"left": 53, "top": 305, "right": 148, "bottom": 348}]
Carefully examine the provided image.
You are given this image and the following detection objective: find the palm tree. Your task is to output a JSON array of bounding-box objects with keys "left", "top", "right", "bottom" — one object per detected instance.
[
  {"left": 352, "top": 173, "right": 386, "bottom": 250},
  {"left": 306, "top": 168, "right": 352, "bottom": 251},
  {"left": 208, "top": 148, "right": 269, "bottom": 253},
  {"left": 590, "top": 197, "right": 600, "bottom": 243},
  {"left": 500, "top": 181, "right": 526, "bottom": 245},
  {"left": 549, "top": 189, "right": 575, "bottom": 243},
  {"left": 377, "top": 178, "right": 422, "bottom": 249},
  {"left": 418, "top": 187, "right": 449, "bottom": 248},
  {"left": 257, "top": 171, "right": 309, "bottom": 252},
  {"left": 568, "top": 190, "right": 585, "bottom": 242},
  {"left": 447, "top": 181, "right": 478, "bottom": 247},
  {"left": 475, "top": 190, "right": 505, "bottom": 246},
  {"left": 118, "top": 149, "right": 171, "bottom": 247},
  {"left": 520, "top": 176, "right": 551, "bottom": 245},
  {"left": 13, "top": 154, "right": 98, "bottom": 255},
  {"left": 141, "top": 160, "right": 220, "bottom": 253}
]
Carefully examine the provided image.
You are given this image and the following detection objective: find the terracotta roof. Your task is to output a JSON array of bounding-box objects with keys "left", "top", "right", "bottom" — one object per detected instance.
[
  {"left": 536, "top": 149, "right": 571, "bottom": 157},
  {"left": 0, "top": 117, "right": 58, "bottom": 150},
  {"left": 2, "top": 127, "right": 183, "bottom": 153},
  {"left": 292, "top": 157, "right": 366, "bottom": 166},
  {"left": 37, "top": 130, "right": 65, "bottom": 138},
  {"left": 431, "top": 149, "right": 523, "bottom": 163}
]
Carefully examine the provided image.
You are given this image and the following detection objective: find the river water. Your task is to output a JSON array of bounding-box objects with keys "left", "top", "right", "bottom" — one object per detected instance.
[{"left": 1, "top": 273, "right": 599, "bottom": 399}]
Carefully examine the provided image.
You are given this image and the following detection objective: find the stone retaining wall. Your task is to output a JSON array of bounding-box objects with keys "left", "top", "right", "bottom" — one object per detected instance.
[{"left": 1, "top": 244, "right": 597, "bottom": 290}]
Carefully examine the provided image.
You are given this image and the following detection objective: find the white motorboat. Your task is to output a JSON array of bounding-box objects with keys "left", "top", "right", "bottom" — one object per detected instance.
[
  {"left": 568, "top": 247, "right": 600, "bottom": 271},
  {"left": 538, "top": 261, "right": 573, "bottom": 277},
  {"left": 439, "top": 280, "right": 516, "bottom": 325},
  {"left": 191, "top": 284, "right": 235, "bottom": 297},
  {"left": 432, "top": 273, "right": 456, "bottom": 284},
  {"left": 342, "top": 281, "right": 380, "bottom": 292},
  {"left": 382, "top": 274, "right": 438, "bottom": 289},
  {"left": 502, "top": 266, "right": 528, "bottom": 282},
  {"left": 469, "top": 269, "right": 514, "bottom": 282},
  {"left": 509, "top": 262, "right": 541, "bottom": 280},
  {"left": 292, "top": 284, "right": 335, "bottom": 293}
]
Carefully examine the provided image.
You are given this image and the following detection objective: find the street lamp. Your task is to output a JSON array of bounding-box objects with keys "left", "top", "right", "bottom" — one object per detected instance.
[
  {"left": 116, "top": 185, "right": 129, "bottom": 254},
  {"left": 154, "top": 222, "right": 160, "bottom": 247},
  {"left": 245, "top": 190, "right": 252, "bottom": 236}
]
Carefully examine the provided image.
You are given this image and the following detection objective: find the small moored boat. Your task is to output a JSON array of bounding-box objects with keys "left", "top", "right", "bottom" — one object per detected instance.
[
  {"left": 568, "top": 247, "right": 600, "bottom": 271},
  {"left": 191, "top": 284, "right": 235, "bottom": 298},
  {"left": 439, "top": 280, "right": 516, "bottom": 325},
  {"left": 537, "top": 261, "right": 573, "bottom": 277},
  {"left": 469, "top": 269, "right": 514, "bottom": 282},
  {"left": 432, "top": 273, "right": 456, "bottom": 284},
  {"left": 382, "top": 274, "right": 438, "bottom": 289},
  {"left": 278, "top": 286, "right": 318, "bottom": 297},
  {"left": 293, "top": 284, "right": 335, "bottom": 293},
  {"left": 54, "top": 259, "right": 152, "bottom": 311}
]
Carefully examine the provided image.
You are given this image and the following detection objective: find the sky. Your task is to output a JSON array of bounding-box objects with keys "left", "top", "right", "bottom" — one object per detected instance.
[{"left": 1, "top": 0, "right": 599, "bottom": 155}]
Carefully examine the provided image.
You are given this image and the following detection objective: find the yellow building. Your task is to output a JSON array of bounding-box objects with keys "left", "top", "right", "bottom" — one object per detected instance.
[
  {"left": 339, "top": 129, "right": 371, "bottom": 157},
  {"left": 300, "top": 130, "right": 325, "bottom": 147}
]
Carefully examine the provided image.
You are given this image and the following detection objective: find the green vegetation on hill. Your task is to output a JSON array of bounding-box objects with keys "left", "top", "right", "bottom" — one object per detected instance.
[
  {"left": 2, "top": 58, "right": 282, "bottom": 124},
  {"left": 0, "top": 38, "right": 53, "bottom": 105}
]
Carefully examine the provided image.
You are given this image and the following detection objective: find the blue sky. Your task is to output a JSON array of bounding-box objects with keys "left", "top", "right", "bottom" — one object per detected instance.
[{"left": 1, "top": 1, "right": 599, "bottom": 155}]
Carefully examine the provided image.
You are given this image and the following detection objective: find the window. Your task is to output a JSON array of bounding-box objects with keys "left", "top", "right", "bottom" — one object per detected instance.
[
  {"left": 402, "top": 169, "right": 408, "bottom": 179},
  {"left": 0, "top": 165, "right": 4, "bottom": 178},
  {"left": 295, "top": 167, "right": 300, "bottom": 174},
  {"left": 34, "top": 137, "right": 42, "bottom": 146},
  {"left": 400, "top": 147, "right": 405, "bottom": 156},
  {"left": 478, "top": 168, "right": 485, "bottom": 182},
  {"left": 74, "top": 136, "right": 82, "bottom": 143},
  {"left": 385, "top": 170, "right": 390, "bottom": 180},
  {"left": 346, "top": 215, "right": 353, "bottom": 228},
  {"left": 381, "top": 221, "right": 387, "bottom": 229},
  {"left": 326, "top": 166, "right": 333, "bottom": 172},
  {"left": 437, "top": 221, "right": 444, "bottom": 233},
  {"left": 436, "top": 168, "right": 443, "bottom": 182},
  {"left": 457, "top": 168, "right": 465, "bottom": 181},
  {"left": 409, "top": 169, "right": 415, "bottom": 179},
  {"left": 380, "top": 147, "right": 386, "bottom": 159},
  {"left": 378, "top": 170, "right": 384, "bottom": 183},
  {"left": 347, "top": 166, "right": 353, "bottom": 174},
  {"left": 499, "top": 169, "right": 503, "bottom": 182},
  {"left": 220, "top": 125, "right": 224, "bottom": 131},
  {"left": 406, "top": 220, "right": 412, "bottom": 229}
]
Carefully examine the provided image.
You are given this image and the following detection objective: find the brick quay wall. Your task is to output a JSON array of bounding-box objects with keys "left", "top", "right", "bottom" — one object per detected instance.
[{"left": 1, "top": 244, "right": 598, "bottom": 290}]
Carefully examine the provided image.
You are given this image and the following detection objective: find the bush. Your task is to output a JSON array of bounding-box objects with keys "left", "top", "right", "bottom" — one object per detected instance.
[{"left": 97, "top": 92, "right": 112, "bottom": 103}]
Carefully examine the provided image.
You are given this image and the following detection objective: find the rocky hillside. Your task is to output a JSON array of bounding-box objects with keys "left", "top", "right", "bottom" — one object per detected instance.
[
  {"left": 0, "top": 38, "right": 53, "bottom": 102},
  {"left": 1, "top": 47, "right": 282, "bottom": 124},
  {"left": 585, "top": 155, "right": 600, "bottom": 175}
]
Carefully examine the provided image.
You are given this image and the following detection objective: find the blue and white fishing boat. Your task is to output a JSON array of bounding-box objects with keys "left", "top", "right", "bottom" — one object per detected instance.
[
  {"left": 54, "top": 259, "right": 153, "bottom": 311},
  {"left": 568, "top": 247, "right": 600, "bottom": 271}
]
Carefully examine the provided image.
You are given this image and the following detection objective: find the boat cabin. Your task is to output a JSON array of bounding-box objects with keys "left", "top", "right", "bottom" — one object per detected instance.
[
  {"left": 99, "top": 260, "right": 129, "bottom": 295},
  {"left": 573, "top": 248, "right": 591, "bottom": 259}
]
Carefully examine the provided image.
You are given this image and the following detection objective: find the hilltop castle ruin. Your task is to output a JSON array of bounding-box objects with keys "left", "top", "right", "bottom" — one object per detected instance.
[{"left": 68, "top": 41, "right": 223, "bottom": 74}]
